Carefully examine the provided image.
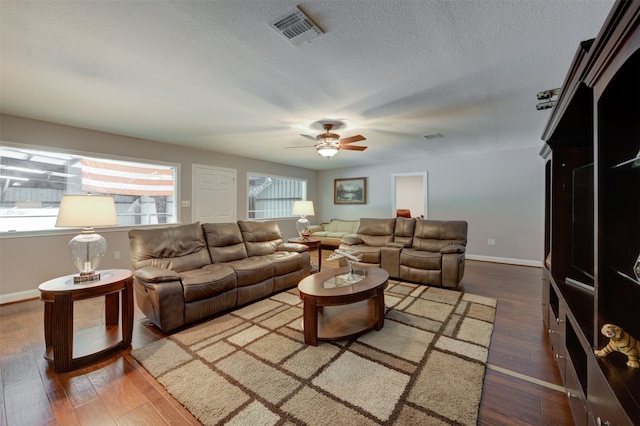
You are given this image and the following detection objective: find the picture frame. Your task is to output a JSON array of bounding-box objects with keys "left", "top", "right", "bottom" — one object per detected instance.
[{"left": 334, "top": 177, "right": 367, "bottom": 204}]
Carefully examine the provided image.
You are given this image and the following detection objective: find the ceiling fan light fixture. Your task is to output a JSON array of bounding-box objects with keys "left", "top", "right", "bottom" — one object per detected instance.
[
  {"left": 287, "top": 121, "right": 367, "bottom": 158},
  {"left": 316, "top": 144, "right": 339, "bottom": 158},
  {"left": 317, "top": 133, "right": 339, "bottom": 144}
]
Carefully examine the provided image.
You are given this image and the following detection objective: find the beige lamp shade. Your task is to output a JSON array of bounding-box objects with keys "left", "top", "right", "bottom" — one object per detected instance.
[
  {"left": 292, "top": 200, "right": 315, "bottom": 217},
  {"left": 56, "top": 194, "right": 118, "bottom": 227}
]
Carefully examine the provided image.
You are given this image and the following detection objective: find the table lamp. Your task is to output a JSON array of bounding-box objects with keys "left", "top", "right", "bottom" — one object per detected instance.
[
  {"left": 292, "top": 200, "right": 314, "bottom": 240},
  {"left": 55, "top": 194, "right": 118, "bottom": 283}
]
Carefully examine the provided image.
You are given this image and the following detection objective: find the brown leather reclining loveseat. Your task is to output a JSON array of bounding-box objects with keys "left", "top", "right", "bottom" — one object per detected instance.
[
  {"left": 338, "top": 217, "right": 468, "bottom": 288},
  {"left": 129, "top": 220, "right": 311, "bottom": 332}
]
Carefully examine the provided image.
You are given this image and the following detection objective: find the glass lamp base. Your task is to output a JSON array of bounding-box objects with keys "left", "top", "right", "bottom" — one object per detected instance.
[
  {"left": 74, "top": 271, "right": 102, "bottom": 283},
  {"left": 296, "top": 217, "right": 310, "bottom": 239},
  {"left": 69, "top": 230, "right": 107, "bottom": 283}
]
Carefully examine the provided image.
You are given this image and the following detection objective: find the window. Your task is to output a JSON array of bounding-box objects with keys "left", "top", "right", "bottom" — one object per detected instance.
[
  {"left": 248, "top": 173, "right": 307, "bottom": 219},
  {"left": 0, "top": 146, "right": 178, "bottom": 232}
]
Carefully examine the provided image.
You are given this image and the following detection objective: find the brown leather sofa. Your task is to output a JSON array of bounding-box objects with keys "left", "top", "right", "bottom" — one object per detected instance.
[
  {"left": 129, "top": 220, "right": 311, "bottom": 332},
  {"left": 338, "top": 218, "right": 467, "bottom": 288}
]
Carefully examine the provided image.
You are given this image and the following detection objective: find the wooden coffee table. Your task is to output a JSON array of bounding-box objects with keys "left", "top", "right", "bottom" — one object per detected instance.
[{"left": 297, "top": 266, "right": 389, "bottom": 345}]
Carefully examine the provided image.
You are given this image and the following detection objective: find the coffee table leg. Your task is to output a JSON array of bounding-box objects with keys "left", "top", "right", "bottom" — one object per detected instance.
[
  {"left": 43, "top": 301, "right": 53, "bottom": 348},
  {"left": 105, "top": 292, "right": 119, "bottom": 325},
  {"left": 374, "top": 285, "right": 386, "bottom": 331},
  {"left": 52, "top": 293, "right": 73, "bottom": 373},
  {"left": 303, "top": 296, "right": 318, "bottom": 346},
  {"left": 121, "top": 277, "right": 134, "bottom": 347}
]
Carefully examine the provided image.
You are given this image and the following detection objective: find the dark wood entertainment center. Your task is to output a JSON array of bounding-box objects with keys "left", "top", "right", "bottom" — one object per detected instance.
[{"left": 540, "top": 1, "right": 639, "bottom": 424}]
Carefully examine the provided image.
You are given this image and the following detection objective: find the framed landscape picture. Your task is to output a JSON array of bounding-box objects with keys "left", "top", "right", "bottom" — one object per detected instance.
[{"left": 334, "top": 177, "right": 367, "bottom": 204}]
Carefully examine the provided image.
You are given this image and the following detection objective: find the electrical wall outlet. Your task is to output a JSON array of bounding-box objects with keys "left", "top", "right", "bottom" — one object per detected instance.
[
  {"left": 488, "top": 239, "right": 496, "bottom": 246},
  {"left": 114, "top": 251, "right": 121, "bottom": 260}
]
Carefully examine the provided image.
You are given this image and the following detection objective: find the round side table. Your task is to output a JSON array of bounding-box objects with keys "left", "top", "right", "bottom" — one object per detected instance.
[{"left": 38, "top": 269, "right": 134, "bottom": 373}]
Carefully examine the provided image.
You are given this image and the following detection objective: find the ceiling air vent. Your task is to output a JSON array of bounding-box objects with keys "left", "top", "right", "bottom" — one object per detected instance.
[
  {"left": 268, "top": 5, "right": 324, "bottom": 46},
  {"left": 423, "top": 133, "right": 444, "bottom": 139}
]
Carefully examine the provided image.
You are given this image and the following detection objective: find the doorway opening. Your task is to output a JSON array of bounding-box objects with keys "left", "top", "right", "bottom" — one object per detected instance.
[{"left": 391, "top": 172, "right": 427, "bottom": 218}]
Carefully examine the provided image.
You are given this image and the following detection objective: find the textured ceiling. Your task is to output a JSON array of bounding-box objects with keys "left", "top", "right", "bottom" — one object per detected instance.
[{"left": 0, "top": 0, "right": 614, "bottom": 170}]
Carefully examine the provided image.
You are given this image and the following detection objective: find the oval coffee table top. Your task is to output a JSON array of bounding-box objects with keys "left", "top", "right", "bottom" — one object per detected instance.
[{"left": 298, "top": 266, "right": 389, "bottom": 297}]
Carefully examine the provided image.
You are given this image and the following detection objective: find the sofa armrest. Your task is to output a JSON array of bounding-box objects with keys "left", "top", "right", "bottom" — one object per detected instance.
[
  {"left": 381, "top": 246, "right": 401, "bottom": 278},
  {"left": 134, "top": 266, "right": 181, "bottom": 283},
  {"left": 133, "top": 275, "right": 185, "bottom": 332},
  {"left": 340, "top": 234, "right": 362, "bottom": 245},
  {"left": 307, "top": 225, "right": 323, "bottom": 233},
  {"left": 277, "top": 242, "right": 309, "bottom": 253},
  {"left": 441, "top": 251, "right": 466, "bottom": 288},
  {"left": 440, "top": 244, "right": 466, "bottom": 254}
]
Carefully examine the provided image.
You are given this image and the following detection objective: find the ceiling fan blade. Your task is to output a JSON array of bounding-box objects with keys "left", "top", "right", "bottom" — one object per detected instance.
[
  {"left": 340, "top": 144, "right": 367, "bottom": 151},
  {"left": 339, "top": 135, "right": 366, "bottom": 144},
  {"left": 285, "top": 145, "right": 315, "bottom": 149},
  {"left": 300, "top": 134, "right": 317, "bottom": 141}
]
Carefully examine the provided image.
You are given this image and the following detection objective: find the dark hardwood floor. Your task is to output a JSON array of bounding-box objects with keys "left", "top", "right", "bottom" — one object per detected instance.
[{"left": 0, "top": 257, "right": 573, "bottom": 425}]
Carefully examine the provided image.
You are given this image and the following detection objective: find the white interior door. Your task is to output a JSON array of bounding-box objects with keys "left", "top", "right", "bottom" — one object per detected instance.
[
  {"left": 391, "top": 172, "right": 427, "bottom": 218},
  {"left": 192, "top": 165, "right": 237, "bottom": 223}
]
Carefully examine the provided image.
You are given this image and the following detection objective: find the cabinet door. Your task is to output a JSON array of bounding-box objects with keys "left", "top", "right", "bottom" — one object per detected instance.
[
  {"left": 565, "top": 358, "right": 589, "bottom": 426},
  {"left": 588, "top": 360, "right": 633, "bottom": 426},
  {"left": 548, "top": 307, "right": 562, "bottom": 364},
  {"left": 555, "top": 304, "right": 571, "bottom": 383},
  {"left": 542, "top": 272, "right": 550, "bottom": 328}
]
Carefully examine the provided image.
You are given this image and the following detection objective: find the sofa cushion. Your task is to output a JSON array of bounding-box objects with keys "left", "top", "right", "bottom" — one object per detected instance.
[
  {"left": 134, "top": 266, "right": 180, "bottom": 283},
  {"left": 412, "top": 220, "right": 467, "bottom": 252},
  {"left": 400, "top": 248, "right": 442, "bottom": 270},
  {"left": 181, "top": 264, "right": 237, "bottom": 303},
  {"left": 354, "top": 245, "right": 386, "bottom": 264},
  {"left": 324, "top": 219, "right": 359, "bottom": 233},
  {"left": 238, "top": 220, "right": 283, "bottom": 256},
  {"left": 202, "top": 222, "right": 248, "bottom": 263},
  {"left": 225, "top": 256, "right": 274, "bottom": 287},
  {"left": 394, "top": 217, "right": 416, "bottom": 247},
  {"left": 267, "top": 252, "right": 305, "bottom": 275},
  {"left": 326, "top": 231, "right": 353, "bottom": 239},
  {"left": 400, "top": 266, "right": 442, "bottom": 286},
  {"left": 310, "top": 231, "right": 332, "bottom": 238},
  {"left": 128, "top": 222, "right": 211, "bottom": 272},
  {"left": 357, "top": 218, "right": 396, "bottom": 246}
]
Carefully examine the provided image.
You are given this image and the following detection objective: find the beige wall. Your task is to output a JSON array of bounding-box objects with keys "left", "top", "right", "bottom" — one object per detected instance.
[
  {"left": 318, "top": 146, "right": 545, "bottom": 266},
  {"left": 0, "top": 114, "right": 318, "bottom": 302}
]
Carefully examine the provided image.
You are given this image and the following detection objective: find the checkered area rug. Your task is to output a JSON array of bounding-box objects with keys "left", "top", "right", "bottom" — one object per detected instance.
[{"left": 131, "top": 280, "right": 497, "bottom": 425}]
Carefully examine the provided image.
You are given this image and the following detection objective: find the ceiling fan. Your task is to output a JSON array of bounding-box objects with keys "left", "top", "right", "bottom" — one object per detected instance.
[{"left": 287, "top": 122, "right": 367, "bottom": 158}]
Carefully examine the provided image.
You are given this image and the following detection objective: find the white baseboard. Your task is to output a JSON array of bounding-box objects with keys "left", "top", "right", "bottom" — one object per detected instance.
[
  {"left": 0, "top": 289, "right": 39, "bottom": 305},
  {"left": 466, "top": 254, "right": 542, "bottom": 268}
]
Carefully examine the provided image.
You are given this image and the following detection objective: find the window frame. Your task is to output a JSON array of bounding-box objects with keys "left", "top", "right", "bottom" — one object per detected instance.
[
  {"left": 0, "top": 143, "right": 180, "bottom": 236},
  {"left": 247, "top": 172, "right": 308, "bottom": 220}
]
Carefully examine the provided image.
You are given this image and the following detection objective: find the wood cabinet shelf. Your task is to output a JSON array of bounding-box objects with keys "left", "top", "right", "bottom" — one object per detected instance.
[{"left": 541, "top": 2, "right": 640, "bottom": 425}]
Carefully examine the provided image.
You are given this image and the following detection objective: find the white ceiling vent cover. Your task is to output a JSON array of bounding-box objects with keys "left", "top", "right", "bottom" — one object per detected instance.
[
  {"left": 424, "top": 133, "right": 444, "bottom": 139},
  {"left": 268, "top": 5, "right": 324, "bottom": 46}
]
